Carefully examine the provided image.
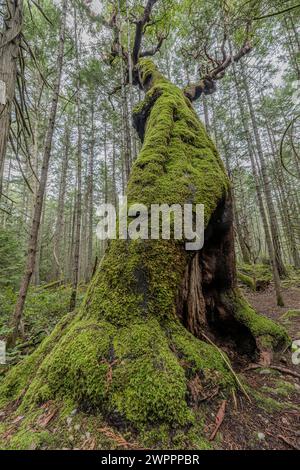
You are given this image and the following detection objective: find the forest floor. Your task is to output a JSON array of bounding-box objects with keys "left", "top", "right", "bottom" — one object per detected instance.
[
  {"left": 0, "top": 282, "right": 299, "bottom": 450},
  {"left": 214, "top": 283, "right": 300, "bottom": 450}
]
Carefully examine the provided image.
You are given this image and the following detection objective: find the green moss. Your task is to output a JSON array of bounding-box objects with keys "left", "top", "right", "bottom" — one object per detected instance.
[
  {"left": 130, "top": 59, "right": 228, "bottom": 226},
  {"left": 0, "top": 407, "right": 59, "bottom": 450},
  {"left": 250, "top": 387, "right": 297, "bottom": 413},
  {"left": 0, "top": 312, "right": 76, "bottom": 407},
  {"left": 237, "top": 271, "right": 256, "bottom": 290},
  {"left": 7, "top": 429, "right": 56, "bottom": 450},
  {"left": 262, "top": 379, "right": 297, "bottom": 398},
  {"left": 18, "top": 319, "right": 116, "bottom": 410},
  {"left": 0, "top": 59, "right": 289, "bottom": 448},
  {"left": 232, "top": 291, "right": 290, "bottom": 350},
  {"left": 108, "top": 319, "right": 192, "bottom": 427},
  {"left": 170, "top": 323, "right": 235, "bottom": 387},
  {"left": 238, "top": 263, "right": 272, "bottom": 282}
]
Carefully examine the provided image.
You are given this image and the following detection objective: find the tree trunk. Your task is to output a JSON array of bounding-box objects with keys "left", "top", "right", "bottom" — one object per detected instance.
[
  {"left": 202, "top": 95, "right": 210, "bottom": 135},
  {"left": 0, "top": 0, "right": 23, "bottom": 200},
  {"left": 230, "top": 56, "right": 284, "bottom": 305},
  {"left": 53, "top": 122, "right": 70, "bottom": 280},
  {"left": 8, "top": 0, "right": 67, "bottom": 347},
  {"left": 70, "top": 8, "right": 82, "bottom": 312},
  {"left": 85, "top": 104, "right": 95, "bottom": 282},
  {"left": 1, "top": 60, "right": 289, "bottom": 446}
]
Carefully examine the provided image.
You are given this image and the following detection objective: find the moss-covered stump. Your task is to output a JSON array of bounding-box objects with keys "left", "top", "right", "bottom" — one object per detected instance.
[
  {"left": 238, "top": 264, "right": 272, "bottom": 291},
  {"left": 0, "top": 59, "right": 289, "bottom": 449}
]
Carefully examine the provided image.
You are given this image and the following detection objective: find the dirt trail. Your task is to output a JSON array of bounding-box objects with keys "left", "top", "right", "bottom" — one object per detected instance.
[{"left": 212, "top": 284, "right": 300, "bottom": 450}]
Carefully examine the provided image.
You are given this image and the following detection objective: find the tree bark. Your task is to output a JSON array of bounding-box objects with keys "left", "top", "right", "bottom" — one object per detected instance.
[
  {"left": 53, "top": 122, "right": 70, "bottom": 280},
  {"left": 230, "top": 56, "right": 284, "bottom": 305},
  {"left": 241, "top": 63, "right": 287, "bottom": 278},
  {"left": 0, "top": 0, "right": 23, "bottom": 200},
  {"left": 85, "top": 103, "right": 95, "bottom": 282},
  {"left": 70, "top": 8, "right": 83, "bottom": 312}
]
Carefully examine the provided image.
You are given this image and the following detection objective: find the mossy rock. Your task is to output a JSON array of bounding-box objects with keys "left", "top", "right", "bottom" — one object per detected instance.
[{"left": 238, "top": 264, "right": 271, "bottom": 291}]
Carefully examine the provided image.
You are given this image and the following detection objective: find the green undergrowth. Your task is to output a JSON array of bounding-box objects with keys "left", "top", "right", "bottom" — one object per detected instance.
[
  {"left": 282, "top": 266, "right": 300, "bottom": 288},
  {"left": 250, "top": 386, "right": 299, "bottom": 413},
  {"left": 238, "top": 263, "right": 272, "bottom": 282},
  {"left": 0, "top": 284, "right": 85, "bottom": 367},
  {"left": 238, "top": 263, "right": 300, "bottom": 289},
  {"left": 237, "top": 263, "right": 272, "bottom": 291},
  {"left": 262, "top": 379, "right": 298, "bottom": 398}
]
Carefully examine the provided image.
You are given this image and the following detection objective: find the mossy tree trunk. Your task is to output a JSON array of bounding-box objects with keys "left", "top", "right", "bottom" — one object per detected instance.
[
  {"left": 0, "top": 0, "right": 23, "bottom": 201},
  {"left": 7, "top": 0, "right": 68, "bottom": 348},
  {"left": 0, "top": 60, "right": 289, "bottom": 444}
]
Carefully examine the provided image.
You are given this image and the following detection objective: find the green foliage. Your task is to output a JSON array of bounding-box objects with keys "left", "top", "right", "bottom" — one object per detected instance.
[
  {"left": 280, "top": 309, "right": 300, "bottom": 321},
  {"left": 22, "top": 284, "right": 81, "bottom": 333},
  {"left": 0, "top": 285, "right": 84, "bottom": 369},
  {"left": 0, "top": 55, "right": 291, "bottom": 449},
  {"left": 262, "top": 378, "right": 297, "bottom": 398},
  {"left": 0, "top": 227, "right": 23, "bottom": 289}
]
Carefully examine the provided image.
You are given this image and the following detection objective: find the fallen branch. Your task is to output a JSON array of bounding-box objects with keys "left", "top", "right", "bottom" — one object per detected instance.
[
  {"left": 201, "top": 332, "right": 251, "bottom": 401},
  {"left": 244, "top": 364, "right": 300, "bottom": 379}
]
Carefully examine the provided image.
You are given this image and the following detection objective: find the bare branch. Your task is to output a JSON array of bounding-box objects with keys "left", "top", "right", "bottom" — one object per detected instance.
[
  {"left": 252, "top": 3, "right": 300, "bottom": 21},
  {"left": 132, "top": 0, "right": 160, "bottom": 65},
  {"left": 140, "top": 31, "right": 168, "bottom": 57},
  {"left": 184, "top": 40, "right": 252, "bottom": 101}
]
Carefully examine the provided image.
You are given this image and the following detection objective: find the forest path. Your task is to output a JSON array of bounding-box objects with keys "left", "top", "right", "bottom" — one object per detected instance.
[{"left": 210, "top": 284, "right": 300, "bottom": 450}]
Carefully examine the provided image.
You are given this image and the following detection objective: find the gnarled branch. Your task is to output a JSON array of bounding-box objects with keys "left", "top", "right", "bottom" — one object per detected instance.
[{"left": 184, "top": 41, "right": 252, "bottom": 101}]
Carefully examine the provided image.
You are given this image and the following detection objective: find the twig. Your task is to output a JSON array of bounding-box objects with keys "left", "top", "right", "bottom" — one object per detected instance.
[
  {"left": 278, "top": 434, "right": 300, "bottom": 450},
  {"left": 252, "top": 4, "right": 300, "bottom": 21}
]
